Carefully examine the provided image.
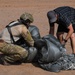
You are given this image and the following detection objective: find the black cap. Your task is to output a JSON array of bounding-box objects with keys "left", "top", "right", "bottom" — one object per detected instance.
[{"left": 47, "top": 11, "right": 57, "bottom": 23}]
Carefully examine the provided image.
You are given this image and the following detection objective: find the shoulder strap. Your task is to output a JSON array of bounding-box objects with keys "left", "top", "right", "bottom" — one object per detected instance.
[
  {"left": 6, "top": 21, "right": 22, "bottom": 44},
  {"left": 6, "top": 20, "right": 22, "bottom": 27},
  {"left": 7, "top": 27, "right": 16, "bottom": 43}
]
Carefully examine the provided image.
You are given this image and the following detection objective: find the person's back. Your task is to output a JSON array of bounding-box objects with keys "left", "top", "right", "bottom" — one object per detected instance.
[
  {"left": 54, "top": 6, "right": 75, "bottom": 26},
  {"left": 0, "top": 20, "right": 22, "bottom": 43},
  {"left": 0, "top": 20, "right": 34, "bottom": 46}
]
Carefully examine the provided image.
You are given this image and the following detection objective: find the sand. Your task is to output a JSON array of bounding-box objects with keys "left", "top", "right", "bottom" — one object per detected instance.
[{"left": 0, "top": 0, "right": 75, "bottom": 75}]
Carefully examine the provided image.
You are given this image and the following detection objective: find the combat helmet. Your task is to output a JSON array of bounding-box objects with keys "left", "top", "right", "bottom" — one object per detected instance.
[{"left": 20, "top": 12, "right": 34, "bottom": 23}]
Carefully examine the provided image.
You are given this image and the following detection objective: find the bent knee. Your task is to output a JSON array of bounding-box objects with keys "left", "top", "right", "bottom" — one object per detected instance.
[
  {"left": 22, "top": 49, "right": 28, "bottom": 58},
  {"left": 19, "top": 49, "right": 28, "bottom": 59},
  {"left": 71, "top": 33, "right": 75, "bottom": 39}
]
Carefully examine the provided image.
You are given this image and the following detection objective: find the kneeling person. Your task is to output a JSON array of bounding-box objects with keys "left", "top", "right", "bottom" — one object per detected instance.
[{"left": 0, "top": 12, "right": 34, "bottom": 65}]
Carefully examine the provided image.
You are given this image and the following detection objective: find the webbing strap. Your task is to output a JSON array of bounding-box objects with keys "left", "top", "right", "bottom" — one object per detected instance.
[
  {"left": 6, "top": 21, "right": 22, "bottom": 44},
  {"left": 7, "top": 27, "right": 15, "bottom": 43}
]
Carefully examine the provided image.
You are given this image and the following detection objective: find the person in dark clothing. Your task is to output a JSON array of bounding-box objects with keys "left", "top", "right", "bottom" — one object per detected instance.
[{"left": 47, "top": 6, "right": 75, "bottom": 55}]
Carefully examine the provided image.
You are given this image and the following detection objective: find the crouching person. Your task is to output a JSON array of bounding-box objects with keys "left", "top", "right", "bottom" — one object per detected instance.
[{"left": 0, "top": 12, "right": 34, "bottom": 65}]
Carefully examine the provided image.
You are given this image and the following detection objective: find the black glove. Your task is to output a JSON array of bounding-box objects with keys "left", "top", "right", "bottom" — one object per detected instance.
[{"left": 61, "top": 39, "right": 67, "bottom": 47}]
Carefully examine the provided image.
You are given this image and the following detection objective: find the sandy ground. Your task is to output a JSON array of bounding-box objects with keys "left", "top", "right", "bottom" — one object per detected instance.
[{"left": 0, "top": 0, "right": 75, "bottom": 75}]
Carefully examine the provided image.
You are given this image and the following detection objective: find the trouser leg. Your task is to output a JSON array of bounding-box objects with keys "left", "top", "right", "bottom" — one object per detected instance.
[{"left": 0, "top": 42, "right": 28, "bottom": 63}]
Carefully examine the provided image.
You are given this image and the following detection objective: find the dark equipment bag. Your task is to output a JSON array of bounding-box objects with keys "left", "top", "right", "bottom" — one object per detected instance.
[{"left": 37, "top": 34, "right": 66, "bottom": 63}]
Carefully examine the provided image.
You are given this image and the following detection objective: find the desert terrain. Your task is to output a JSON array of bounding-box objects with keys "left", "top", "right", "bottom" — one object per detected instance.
[{"left": 0, "top": 0, "right": 75, "bottom": 75}]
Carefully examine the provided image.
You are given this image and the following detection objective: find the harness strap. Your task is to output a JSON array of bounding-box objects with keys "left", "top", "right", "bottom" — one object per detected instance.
[
  {"left": 7, "top": 27, "right": 16, "bottom": 43},
  {"left": 6, "top": 21, "right": 22, "bottom": 44}
]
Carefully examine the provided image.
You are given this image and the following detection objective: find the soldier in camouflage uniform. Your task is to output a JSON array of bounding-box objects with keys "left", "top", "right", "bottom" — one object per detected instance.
[{"left": 0, "top": 12, "right": 34, "bottom": 65}]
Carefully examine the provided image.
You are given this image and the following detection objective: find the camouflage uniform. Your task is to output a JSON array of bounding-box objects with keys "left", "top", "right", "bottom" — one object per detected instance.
[
  {"left": 0, "top": 12, "right": 34, "bottom": 64},
  {"left": 0, "top": 42, "right": 28, "bottom": 63}
]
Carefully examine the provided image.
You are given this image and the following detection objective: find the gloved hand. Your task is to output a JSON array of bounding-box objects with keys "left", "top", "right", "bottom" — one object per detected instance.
[{"left": 61, "top": 39, "right": 67, "bottom": 47}]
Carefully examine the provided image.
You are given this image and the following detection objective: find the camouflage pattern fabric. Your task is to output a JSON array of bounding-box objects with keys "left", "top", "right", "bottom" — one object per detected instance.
[
  {"left": 20, "top": 12, "right": 34, "bottom": 23},
  {"left": 0, "top": 42, "right": 28, "bottom": 63}
]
